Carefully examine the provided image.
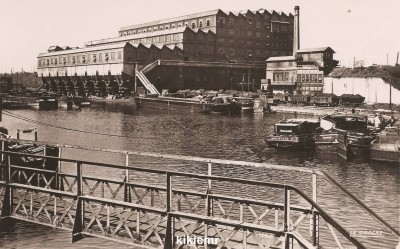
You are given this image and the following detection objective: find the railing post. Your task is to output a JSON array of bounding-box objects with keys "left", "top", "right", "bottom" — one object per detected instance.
[
  {"left": 56, "top": 147, "right": 62, "bottom": 191},
  {"left": 76, "top": 161, "right": 82, "bottom": 196},
  {"left": 311, "top": 172, "right": 319, "bottom": 246},
  {"left": 284, "top": 186, "right": 290, "bottom": 232},
  {"left": 206, "top": 161, "right": 213, "bottom": 216},
  {"left": 1, "top": 155, "right": 12, "bottom": 218},
  {"left": 72, "top": 197, "right": 84, "bottom": 243},
  {"left": 124, "top": 153, "right": 130, "bottom": 202},
  {"left": 164, "top": 172, "right": 173, "bottom": 248}
]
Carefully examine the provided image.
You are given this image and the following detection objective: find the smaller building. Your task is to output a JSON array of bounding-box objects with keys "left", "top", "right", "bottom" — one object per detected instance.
[{"left": 263, "top": 47, "right": 338, "bottom": 95}]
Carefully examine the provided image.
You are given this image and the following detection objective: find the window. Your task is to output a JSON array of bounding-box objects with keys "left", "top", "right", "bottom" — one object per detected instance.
[
  {"left": 199, "top": 22, "right": 202, "bottom": 27},
  {"left": 256, "top": 21, "right": 261, "bottom": 29},
  {"left": 82, "top": 55, "right": 86, "bottom": 63},
  {"left": 77, "top": 56, "right": 81, "bottom": 63},
  {"left": 146, "top": 38, "right": 152, "bottom": 44},
  {"left": 72, "top": 56, "right": 75, "bottom": 64},
  {"left": 219, "top": 18, "right": 225, "bottom": 25},
  {"left": 159, "top": 36, "right": 165, "bottom": 42},
  {"left": 118, "top": 51, "right": 122, "bottom": 59},
  {"left": 47, "top": 59, "right": 50, "bottom": 66},
  {"left": 191, "top": 23, "right": 195, "bottom": 29},
  {"left": 87, "top": 55, "right": 91, "bottom": 63},
  {"left": 99, "top": 53, "right": 103, "bottom": 61},
  {"left": 255, "top": 32, "right": 261, "bottom": 38},
  {"left": 247, "top": 31, "right": 252, "bottom": 36},
  {"left": 173, "top": 34, "right": 179, "bottom": 41},
  {"left": 206, "top": 20, "right": 210, "bottom": 26},
  {"left": 111, "top": 52, "right": 115, "bottom": 60},
  {"left": 105, "top": 53, "right": 109, "bottom": 61},
  {"left": 166, "top": 35, "right": 171, "bottom": 42}
]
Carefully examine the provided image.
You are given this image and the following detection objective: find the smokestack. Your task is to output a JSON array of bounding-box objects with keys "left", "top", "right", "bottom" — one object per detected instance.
[{"left": 293, "top": 6, "right": 300, "bottom": 55}]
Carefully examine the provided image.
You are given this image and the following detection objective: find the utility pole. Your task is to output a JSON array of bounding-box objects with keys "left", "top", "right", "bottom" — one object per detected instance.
[{"left": 389, "top": 76, "right": 392, "bottom": 111}]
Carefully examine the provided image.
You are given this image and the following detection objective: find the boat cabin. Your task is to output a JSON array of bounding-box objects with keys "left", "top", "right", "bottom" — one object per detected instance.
[
  {"left": 320, "top": 114, "right": 368, "bottom": 132},
  {"left": 274, "top": 119, "right": 320, "bottom": 135}
]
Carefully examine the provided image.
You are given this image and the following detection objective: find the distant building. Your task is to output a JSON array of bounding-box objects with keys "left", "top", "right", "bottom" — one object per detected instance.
[
  {"left": 262, "top": 47, "right": 338, "bottom": 95},
  {"left": 37, "top": 7, "right": 298, "bottom": 96}
]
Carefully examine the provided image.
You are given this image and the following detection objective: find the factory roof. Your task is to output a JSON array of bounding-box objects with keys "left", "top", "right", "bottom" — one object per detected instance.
[
  {"left": 86, "top": 27, "right": 215, "bottom": 47},
  {"left": 296, "top": 47, "right": 335, "bottom": 53},
  {"left": 38, "top": 43, "right": 130, "bottom": 57},
  {"left": 120, "top": 9, "right": 220, "bottom": 32},
  {"left": 119, "top": 8, "right": 293, "bottom": 32}
]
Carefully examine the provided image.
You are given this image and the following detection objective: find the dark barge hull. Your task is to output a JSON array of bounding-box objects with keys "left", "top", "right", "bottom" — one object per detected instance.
[
  {"left": 266, "top": 135, "right": 314, "bottom": 149},
  {"left": 134, "top": 96, "right": 208, "bottom": 112}
]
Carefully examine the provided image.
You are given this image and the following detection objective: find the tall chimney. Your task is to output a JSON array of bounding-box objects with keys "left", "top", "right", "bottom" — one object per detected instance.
[{"left": 293, "top": 6, "right": 300, "bottom": 55}]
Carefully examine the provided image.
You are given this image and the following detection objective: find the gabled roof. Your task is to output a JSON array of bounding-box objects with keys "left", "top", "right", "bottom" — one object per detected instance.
[
  {"left": 87, "top": 26, "right": 189, "bottom": 47},
  {"left": 296, "top": 47, "right": 335, "bottom": 53},
  {"left": 266, "top": 56, "right": 295, "bottom": 62},
  {"left": 120, "top": 9, "right": 221, "bottom": 32},
  {"left": 38, "top": 42, "right": 130, "bottom": 57}
]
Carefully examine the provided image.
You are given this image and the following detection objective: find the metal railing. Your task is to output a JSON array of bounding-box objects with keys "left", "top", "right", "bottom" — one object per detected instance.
[{"left": 0, "top": 150, "right": 373, "bottom": 248}]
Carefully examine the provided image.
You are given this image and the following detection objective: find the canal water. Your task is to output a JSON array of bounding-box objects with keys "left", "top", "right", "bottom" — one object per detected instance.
[{"left": 0, "top": 102, "right": 398, "bottom": 249}]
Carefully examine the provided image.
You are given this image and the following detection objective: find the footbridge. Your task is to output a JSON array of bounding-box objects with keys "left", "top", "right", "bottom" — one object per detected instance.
[{"left": 0, "top": 138, "right": 398, "bottom": 248}]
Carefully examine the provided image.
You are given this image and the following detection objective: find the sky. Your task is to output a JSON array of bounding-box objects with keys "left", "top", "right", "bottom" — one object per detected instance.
[{"left": 0, "top": 0, "right": 399, "bottom": 73}]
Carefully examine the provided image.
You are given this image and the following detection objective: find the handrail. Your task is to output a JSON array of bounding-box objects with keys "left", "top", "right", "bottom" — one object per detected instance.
[
  {"left": 0, "top": 149, "right": 368, "bottom": 248},
  {"left": 321, "top": 171, "right": 400, "bottom": 237},
  {"left": 1, "top": 137, "right": 398, "bottom": 238}
]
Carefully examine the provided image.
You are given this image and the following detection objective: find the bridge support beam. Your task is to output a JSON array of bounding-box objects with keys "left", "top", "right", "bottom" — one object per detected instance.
[{"left": 72, "top": 197, "right": 84, "bottom": 243}]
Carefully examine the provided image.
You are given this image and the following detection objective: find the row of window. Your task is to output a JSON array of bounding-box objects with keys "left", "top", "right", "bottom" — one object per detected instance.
[
  {"left": 121, "top": 18, "right": 214, "bottom": 36},
  {"left": 297, "top": 73, "right": 324, "bottom": 83},
  {"left": 39, "top": 51, "right": 123, "bottom": 67}
]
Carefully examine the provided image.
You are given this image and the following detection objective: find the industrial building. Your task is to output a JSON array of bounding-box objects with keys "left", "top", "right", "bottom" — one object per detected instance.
[
  {"left": 261, "top": 6, "right": 338, "bottom": 96},
  {"left": 37, "top": 7, "right": 296, "bottom": 96}
]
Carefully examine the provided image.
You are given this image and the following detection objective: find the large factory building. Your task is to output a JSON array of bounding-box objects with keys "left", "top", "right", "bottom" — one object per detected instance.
[{"left": 37, "top": 8, "right": 296, "bottom": 96}]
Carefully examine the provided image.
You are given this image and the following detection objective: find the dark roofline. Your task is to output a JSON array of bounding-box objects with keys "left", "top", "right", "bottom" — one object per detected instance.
[
  {"left": 296, "top": 47, "right": 335, "bottom": 54},
  {"left": 120, "top": 9, "right": 221, "bottom": 32}
]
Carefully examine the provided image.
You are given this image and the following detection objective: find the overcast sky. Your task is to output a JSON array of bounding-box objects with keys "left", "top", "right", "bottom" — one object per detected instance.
[{"left": 0, "top": 0, "right": 399, "bottom": 73}]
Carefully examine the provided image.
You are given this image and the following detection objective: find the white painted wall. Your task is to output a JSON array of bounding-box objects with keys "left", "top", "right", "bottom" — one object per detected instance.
[
  {"left": 38, "top": 64, "right": 124, "bottom": 77},
  {"left": 323, "top": 77, "right": 400, "bottom": 104}
]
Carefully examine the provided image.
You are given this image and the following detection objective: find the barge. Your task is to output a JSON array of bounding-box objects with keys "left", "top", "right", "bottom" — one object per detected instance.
[
  {"left": 370, "top": 125, "right": 400, "bottom": 164},
  {"left": 315, "top": 114, "right": 373, "bottom": 159},
  {"left": 134, "top": 95, "right": 208, "bottom": 112},
  {"left": 266, "top": 118, "right": 320, "bottom": 149}
]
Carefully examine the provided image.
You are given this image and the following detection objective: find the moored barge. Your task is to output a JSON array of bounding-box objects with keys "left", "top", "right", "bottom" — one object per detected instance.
[{"left": 266, "top": 118, "right": 320, "bottom": 149}]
